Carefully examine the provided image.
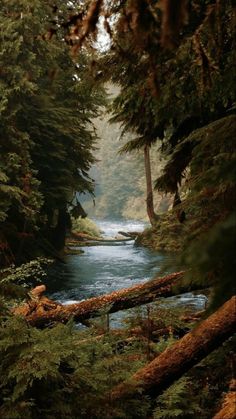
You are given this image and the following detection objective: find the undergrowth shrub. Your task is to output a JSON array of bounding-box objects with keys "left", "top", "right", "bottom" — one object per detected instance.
[
  {"left": 0, "top": 315, "right": 150, "bottom": 419},
  {"left": 71, "top": 217, "right": 101, "bottom": 238},
  {"left": 0, "top": 258, "right": 52, "bottom": 307},
  {"left": 0, "top": 282, "right": 233, "bottom": 418}
]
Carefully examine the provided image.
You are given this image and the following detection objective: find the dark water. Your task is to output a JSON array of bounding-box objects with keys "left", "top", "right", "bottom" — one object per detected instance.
[{"left": 45, "top": 220, "right": 207, "bottom": 325}]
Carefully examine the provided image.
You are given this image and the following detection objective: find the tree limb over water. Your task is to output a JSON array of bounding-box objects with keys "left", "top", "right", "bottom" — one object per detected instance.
[{"left": 13, "top": 271, "right": 209, "bottom": 327}]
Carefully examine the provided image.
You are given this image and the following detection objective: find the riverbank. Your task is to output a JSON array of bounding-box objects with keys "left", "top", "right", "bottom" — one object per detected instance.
[{"left": 136, "top": 211, "right": 186, "bottom": 252}]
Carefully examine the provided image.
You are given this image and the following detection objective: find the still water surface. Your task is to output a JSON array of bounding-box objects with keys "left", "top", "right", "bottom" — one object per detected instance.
[{"left": 45, "top": 220, "right": 206, "bottom": 325}]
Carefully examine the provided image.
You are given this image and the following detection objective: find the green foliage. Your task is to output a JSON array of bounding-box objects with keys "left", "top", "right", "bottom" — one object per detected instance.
[
  {"left": 100, "top": 3, "right": 236, "bottom": 299},
  {"left": 154, "top": 338, "right": 235, "bottom": 419},
  {"left": 124, "top": 303, "right": 188, "bottom": 334},
  {"left": 140, "top": 115, "right": 236, "bottom": 308},
  {"left": 0, "top": 258, "right": 52, "bottom": 286},
  {"left": 136, "top": 211, "right": 188, "bottom": 252},
  {"left": 155, "top": 114, "right": 236, "bottom": 195},
  {"left": 0, "top": 292, "right": 233, "bottom": 419},
  {"left": 182, "top": 214, "right": 236, "bottom": 311},
  {"left": 174, "top": 116, "right": 236, "bottom": 309},
  {"left": 0, "top": 0, "right": 106, "bottom": 263},
  {"left": 0, "top": 315, "right": 150, "bottom": 419},
  {"left": 153, "top": 377, "right": 202, "bottom": 419},
  {"left": 72, "top": 217, "right": 102, "bottom": 238},
  {"left": 0, "top": 3, "right": 235, "bottom": 418},
  {"left": 105, "top": 1, "right": 235, "bottom": 150},
  {"left": 0, "top": 257, "right": 52, "bottom": 304}
]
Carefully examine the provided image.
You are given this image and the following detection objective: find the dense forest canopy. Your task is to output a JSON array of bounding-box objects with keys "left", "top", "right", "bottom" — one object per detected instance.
[{"left": 0, "top": 1, "right": 235, "bottom": 418}]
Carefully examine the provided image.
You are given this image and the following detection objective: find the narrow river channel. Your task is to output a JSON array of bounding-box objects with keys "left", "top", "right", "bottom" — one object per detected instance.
[{"left": 45, "top": 219, "right": 207, "bottom": 326}]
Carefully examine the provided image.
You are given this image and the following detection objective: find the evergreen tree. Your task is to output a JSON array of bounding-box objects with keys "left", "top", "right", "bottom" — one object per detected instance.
[
  {"left": 0, "top": 2, "right": 235, "bottom": 418},
  {"left": 96, "top": 0, "right": 236, "bottom": 306},
  {"left": 0, "top": 0, "right": 106, "bottom": 263}
]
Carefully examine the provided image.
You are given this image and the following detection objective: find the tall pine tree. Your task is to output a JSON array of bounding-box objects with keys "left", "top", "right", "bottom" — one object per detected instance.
[{"left": 0, "top": 0, "right": 106, "bottom": 264}]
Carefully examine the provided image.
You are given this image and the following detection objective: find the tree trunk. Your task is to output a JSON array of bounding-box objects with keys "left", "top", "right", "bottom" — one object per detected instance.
[
  {"left": 52, "top": 207, "right": 68, "bottom": 251},
  {"left": 144, "top": 145, "right": 156, "bottom": 225},
  {"left": 111, "top": 296, "right": 236, "bottom": 400},
  {"left": 172, "top": 189, "right": 181, "bottom": 208},
  {"left": 13, "top": 271, "right": 191, "bottom": 326}
]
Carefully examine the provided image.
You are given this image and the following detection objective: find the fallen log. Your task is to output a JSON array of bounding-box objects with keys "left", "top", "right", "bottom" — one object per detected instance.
[
  {"left": 111, "top": 296, "right": 236, "bottom": 400},
  {"left": 213, "top": 379, "right": 236, "bottom": 419},
  {"left": 68, "top": 238, "right": 134, "bottom": 247},
  {"left": 96, "top": 238, "right": 134, "bottom": 243},
  {"left": 70, "top": 231, "right": 133, "bottom": 243},
  {"left": 13, "top": 271, "right": 191, "bottom": 326},
  {"left": 79, "top": 238, "right": 134, "bottom": 245}
]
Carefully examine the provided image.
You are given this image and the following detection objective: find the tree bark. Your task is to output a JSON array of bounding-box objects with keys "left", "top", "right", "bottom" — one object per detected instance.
[
  {"left": 14, "top": 271, "right": 190, "bottom": 326},
  {"left": 111, "top": 296, "right": 236, "bottom": 400},
  {"left": 144, "top": 145, "right": 157, "bottom": 225},
  {"left": 213, "top": 379, "right": 236, "bottom": 419}
]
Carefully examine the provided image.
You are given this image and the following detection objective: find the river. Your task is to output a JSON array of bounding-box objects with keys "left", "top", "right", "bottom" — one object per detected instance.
[{"left": 45, "top": 219, "right": 207, "bottom": 326}]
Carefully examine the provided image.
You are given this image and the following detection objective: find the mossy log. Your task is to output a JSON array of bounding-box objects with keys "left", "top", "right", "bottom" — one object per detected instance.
[
  {"left": 13, "top": 271, "right": 191, "bottom": 326},
  {"left": 111, "top": 296, "right": 236, "bottom": 400}
]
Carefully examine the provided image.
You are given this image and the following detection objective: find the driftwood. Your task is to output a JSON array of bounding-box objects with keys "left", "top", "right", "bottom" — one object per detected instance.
[
  {"left": 13, "top": 271, "right": 191, "bottom": 326},
  {"left": 111, "top": 296, "right": 236, "bottom": 400}
]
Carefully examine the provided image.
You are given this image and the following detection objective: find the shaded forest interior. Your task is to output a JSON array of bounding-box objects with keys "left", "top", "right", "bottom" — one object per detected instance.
[{"left": 0, "top": 1, "right": 235, "bottom": 418}]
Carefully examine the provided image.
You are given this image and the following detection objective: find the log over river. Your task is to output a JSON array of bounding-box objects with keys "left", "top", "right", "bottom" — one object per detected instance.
[{"left": 45, "top": 219, "right": 207, "bottom": 327}]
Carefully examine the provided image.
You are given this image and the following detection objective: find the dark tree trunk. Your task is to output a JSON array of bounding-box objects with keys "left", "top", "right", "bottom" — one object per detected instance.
[
  {"left": 172, "top": 189, "right": 181, "bottom": 208},
  {"left": 144, "top": 145, "right": 157, "bottom": 225},
  {"left": 52, "top": 207, "right": 67, "bottom": 251},
  {"left": 111, "top": 296, "right": 236, "bottom": 400}
]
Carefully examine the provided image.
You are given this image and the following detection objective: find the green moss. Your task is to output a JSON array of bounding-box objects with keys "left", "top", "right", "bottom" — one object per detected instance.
[
  {"left": 136, "top": 211, "right": 186, "bottom": 251},
  {"left": 71, "top": 217, "right": 102, "bottom": 238}
]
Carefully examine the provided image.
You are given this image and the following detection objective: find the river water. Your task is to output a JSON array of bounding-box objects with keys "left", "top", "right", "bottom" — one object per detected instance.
[{"left": 45, "top": 219, "right": 207, "bottom": 326}]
